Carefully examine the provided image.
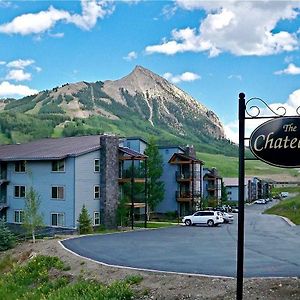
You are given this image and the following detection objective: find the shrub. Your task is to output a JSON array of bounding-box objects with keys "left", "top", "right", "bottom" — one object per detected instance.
[
  {"left": 0, "top": 255, "right": 134, "bottom": 300},
  {"left": 124, "top": 274, "right": 143, "bottom": 285},
  {"left": 77, "top": 205, "right": 93, "bottom": 234},
  {"left": 0, "top": 218, "right": 15, "bottom": 251}
]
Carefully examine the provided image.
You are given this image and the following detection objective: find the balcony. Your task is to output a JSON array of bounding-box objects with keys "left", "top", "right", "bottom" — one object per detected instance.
[
  {"left": 118, "top": 169, "right": 146, "bottom": 184},
  {"left": 207, "top": 184, "right": 216, "bottom": 191},
  {"left": 176, "top": 171, "right": 201, "bottom": 182},
  {"left": 176, "top": 191, "right": 201, "bottom": 202},
  {"left": 176, "top": 171, "right": 192, "bottom": 181}
]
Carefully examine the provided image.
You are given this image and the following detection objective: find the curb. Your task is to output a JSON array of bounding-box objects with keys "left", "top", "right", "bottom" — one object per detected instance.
[{"left": 281, "top": 216, "right": 296, "bottom": 227}]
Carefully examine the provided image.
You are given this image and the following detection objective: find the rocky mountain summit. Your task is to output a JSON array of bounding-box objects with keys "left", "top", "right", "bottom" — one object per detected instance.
[{"left": 1, "top": 66, "right": 234, "bottom": 155}]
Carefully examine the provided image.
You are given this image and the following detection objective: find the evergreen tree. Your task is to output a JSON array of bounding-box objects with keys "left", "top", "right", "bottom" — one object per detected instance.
[
  {"left": 23, "top": 187, "right": 44, "bottom": 243},
  {"left": 144, "top": 137, "right": 165, "bottom": 211},
  {"left": 77, "top": 205, "right": 93, "bottom": 234},
  {"left": 221, "top": 182, "right": 228, "bottom": 203},
  {"left": 0, "top": 217, "right": 15, "bottom": 251},
  {"left": 117, "top": 196, "right": 130, "bottom": 227}
]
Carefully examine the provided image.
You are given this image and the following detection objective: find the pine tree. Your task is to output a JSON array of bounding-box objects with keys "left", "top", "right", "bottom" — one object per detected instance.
[
  {"left": 23, "top": 187, "right": 44, "bottom": 243},
  {"left": 77, "top": 205, "right": 93, "bottom": 234},
  {"left": 0, "top": 217, "right": 15, "bottom": 251},
  {"left": 144, "top": 137, "right": 165, "bottom": 211}
]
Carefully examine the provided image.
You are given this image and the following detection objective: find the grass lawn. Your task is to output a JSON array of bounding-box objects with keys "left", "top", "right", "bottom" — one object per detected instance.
[
  {"left": 134, "top": 221, "right": 177, "bottom": 229},
  {"left": 197, "top": 151, "right": 300, "bottom": 178},
  {"left": 272, "top": 186, "right": 300, "bottom": 195},
  {"left": 0, "top": 255, "right": 137, "bottom": 300},
  {"left": 264, "top": 193, "right": 300, "bottom": 225}
]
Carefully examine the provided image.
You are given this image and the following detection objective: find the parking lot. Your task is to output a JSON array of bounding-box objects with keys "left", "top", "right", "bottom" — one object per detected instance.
[{"left": 62, "top": 202, "right": 300, "bottom": 278}]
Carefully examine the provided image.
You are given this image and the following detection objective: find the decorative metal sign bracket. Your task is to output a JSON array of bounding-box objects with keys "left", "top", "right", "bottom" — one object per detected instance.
[{"left": 245, "top": 97, "right": 300, "bottom": 119}]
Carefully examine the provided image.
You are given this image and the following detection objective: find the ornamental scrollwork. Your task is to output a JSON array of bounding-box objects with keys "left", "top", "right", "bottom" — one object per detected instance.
[{"left": 244, "top": 97, "right": 298, "bottom": 118}]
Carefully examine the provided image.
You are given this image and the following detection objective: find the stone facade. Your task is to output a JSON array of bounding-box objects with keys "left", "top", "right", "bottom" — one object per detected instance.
[{"left": 100, "top": 135, "right": 119, "bottom": 229}]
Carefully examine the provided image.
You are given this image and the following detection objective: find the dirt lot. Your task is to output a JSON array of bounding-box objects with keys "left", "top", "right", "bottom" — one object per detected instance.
[{"left": 1, "top": 237, "right": 300, "bottom": 300}]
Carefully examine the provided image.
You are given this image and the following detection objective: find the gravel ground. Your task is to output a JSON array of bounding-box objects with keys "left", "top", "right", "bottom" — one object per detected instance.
[{"left": 1, "top": 237, "right": 300, "bottom": 300}]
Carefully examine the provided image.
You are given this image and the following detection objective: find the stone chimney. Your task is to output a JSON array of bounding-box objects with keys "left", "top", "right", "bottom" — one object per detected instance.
[
  {"left": 100, "top": 135, "right": 119, "bottom": 229},
  {"left": 184, "top": 145, "right": 196, "bottom": 159}
]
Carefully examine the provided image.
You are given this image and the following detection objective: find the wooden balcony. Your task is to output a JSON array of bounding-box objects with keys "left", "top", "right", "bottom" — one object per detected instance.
[
  {"left": 118, "top": 170, "right": 146, "bottom": 184},
  {"left": 176, "top": 191, "right": 201, "bottom": 202}
]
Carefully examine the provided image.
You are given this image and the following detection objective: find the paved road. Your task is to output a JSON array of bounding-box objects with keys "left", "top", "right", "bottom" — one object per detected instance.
[{"left": 62, "top": 202, "right": 300, "bottom": 278}]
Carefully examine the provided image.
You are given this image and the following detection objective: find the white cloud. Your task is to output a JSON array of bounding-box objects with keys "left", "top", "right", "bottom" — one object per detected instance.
[
  {"left": 0, "top": 81, "right": 38, "bottom": 98},
  {"left": 163, "top": 71, "right": 201, "bottom": 83},
  {"left": 146, "top": 1, "right": 300, "bottom": 57},
  {"left": 162, "top": 4, "right": 178, "bottom": 19},
  {"left": 6, "top": 59, "right": 35, "bottom": 69},
  {"left": 228, "top": 74, "right": 242, "bottom": 81},
  {"left": 67, "top": 0, "right": 114, "bottom": 30},
  {"left": 123, "top": 51, "right": 138, "bottom": 61},
  {"left": 48, "top": 32, "right": 64, "bottom": 38},
  {"left": 224, "top": 89, "right": 300, "bottom": 143},
  {"left": 0, "top": 6, "right": 70, "bottom": 35},
  {"left": 35, "top": 66, "right": 42, "bottom": 73},
  {"left": 0, "top": 60, "right": 5, "bottom": 65},
  {"left": 0, "top": 0, "right": 114, "bottom": 35},
  {"left": 274, "top": 63, "right": 300, "bottom": 75},
  {"left": 5, "top": 69, "right": 32, "bottom": 81}
]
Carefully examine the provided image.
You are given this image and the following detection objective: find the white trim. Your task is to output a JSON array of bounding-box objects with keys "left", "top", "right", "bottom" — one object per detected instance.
[
  {"left": 93, "top": 211, "right": 100, "bottom": 226},
  {"left": 13, "top": 185, "right": 26, "bottom": 198},
  {"left": 13, "top": 209, "right": 24, "bottom": 224},
  {"left": 51, "top": 159, "right": 65, "bottom": 173},
  {"left": 51, "top": 186, "right": 65, "bottom": 200},
  {"left": 94, "top": 185, "right": 100, "bottom": 199},
  {"left": 51, "top": 212, "right": 65, "bottom": 227},
  {"left": 14, "top": 160, "right": 26, "bottom": 173},
  {"left": 94, "top": 159, "right": 100, "bottom": 173}
]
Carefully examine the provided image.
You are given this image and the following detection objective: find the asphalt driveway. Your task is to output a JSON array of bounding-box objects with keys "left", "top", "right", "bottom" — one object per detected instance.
[{"left": 62, "top": 202, "right": 300, "bottom": 278}]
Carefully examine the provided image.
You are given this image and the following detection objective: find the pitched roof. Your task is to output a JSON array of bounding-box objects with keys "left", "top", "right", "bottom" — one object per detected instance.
[
  {"left": 168, "top": 152, "right": 204, "bottom": 164},
  {"left": 0, "top": 135, "right": 102, "bottom": 161},
  {"left": 119, "top": 147, "right": 147, "bottom": 159},
  {"left": 124, "top": 137, "right": 148, "bottom": 145},
  {"left": 223, "top": 177, "right": 254, "bottom": 187}
]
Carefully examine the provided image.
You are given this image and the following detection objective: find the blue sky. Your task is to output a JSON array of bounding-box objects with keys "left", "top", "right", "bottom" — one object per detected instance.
[{"left": 0, "top": 0, "right": 300, "bottom": 142}]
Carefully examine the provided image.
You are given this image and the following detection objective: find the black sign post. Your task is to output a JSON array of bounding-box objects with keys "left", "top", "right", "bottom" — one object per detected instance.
[
  {"left": 237, "top": 93, "right": 245, "bottom": 300},
  {"left": 237, "top": 94, "right": 300, "bottom": 300}
]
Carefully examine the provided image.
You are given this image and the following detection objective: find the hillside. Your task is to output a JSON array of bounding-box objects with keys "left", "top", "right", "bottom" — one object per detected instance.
[{"left": 0, "top": 66, "right": 237, "bottom": 156}]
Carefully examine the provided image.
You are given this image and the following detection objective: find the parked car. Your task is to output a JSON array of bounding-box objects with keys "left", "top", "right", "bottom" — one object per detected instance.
[
  {"left": 222, "top": 212, "right": 234, "bottom": 223},
  {"left": 231, "top": 206, "right": 239, "bottom": 213},
  {"left": 182, "top": 211, "right": 224, "bottom": 227},
  {"left": 254, "top": 199, "right": 266, "bottom": 204}
]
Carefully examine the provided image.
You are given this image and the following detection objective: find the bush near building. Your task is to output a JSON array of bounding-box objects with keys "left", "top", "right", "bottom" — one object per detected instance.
[{"left": 0, "top": 218, "right": 15, "bottom": 251}]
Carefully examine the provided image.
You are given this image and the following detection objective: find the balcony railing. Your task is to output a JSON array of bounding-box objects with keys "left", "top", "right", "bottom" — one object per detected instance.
[
  {"left": 176, "top": 191, "right": 202, "bottom": 199},
  {"left": 176, "top": 171, "right": 191, "bottom": 180},
  {"left": 119, "top": 169, "right": 145, "bottom": 179},
  {"left": 176, "top": 171, "right": 201, "bottom": 181},
  {"left": 207, "top": 184, "right": 216, "bottom": 190}
]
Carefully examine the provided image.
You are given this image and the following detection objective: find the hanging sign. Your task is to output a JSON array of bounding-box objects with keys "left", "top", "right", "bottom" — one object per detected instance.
[{"left": 249, "top": 116, "right": 300, "bottom": 168}]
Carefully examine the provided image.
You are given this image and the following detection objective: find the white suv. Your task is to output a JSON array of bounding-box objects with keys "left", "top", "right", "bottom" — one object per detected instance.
[{"left": 182, "top": 211, "right": 224, "bottom": 227}]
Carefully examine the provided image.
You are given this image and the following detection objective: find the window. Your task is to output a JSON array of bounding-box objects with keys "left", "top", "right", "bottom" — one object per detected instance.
[
  {"left": 94, "top": 212, "right": 100, "bottom": 226},
  {"left": 94, "top": 159, "right": 100, "bottom": 172},
  {"left": 51, "top": 213, "right": 64, "bottom": 227},
  {"left": 52, "top": 160, "right": 65, "bottom": 172},
  {"left": 14, "top": 210, "right": 24, "bottom": 223},
  {"left": 94, "top": 185, "right": 100, "bottom": 199},
  {"left": 14, "top": 185, "right": 26, "bottom": 198},
  {"left": 51, "top": 186, "right": 64, "bottom": 199},
  {"left": 15, "top": 161, "right": 26, "bottom": 173}
]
